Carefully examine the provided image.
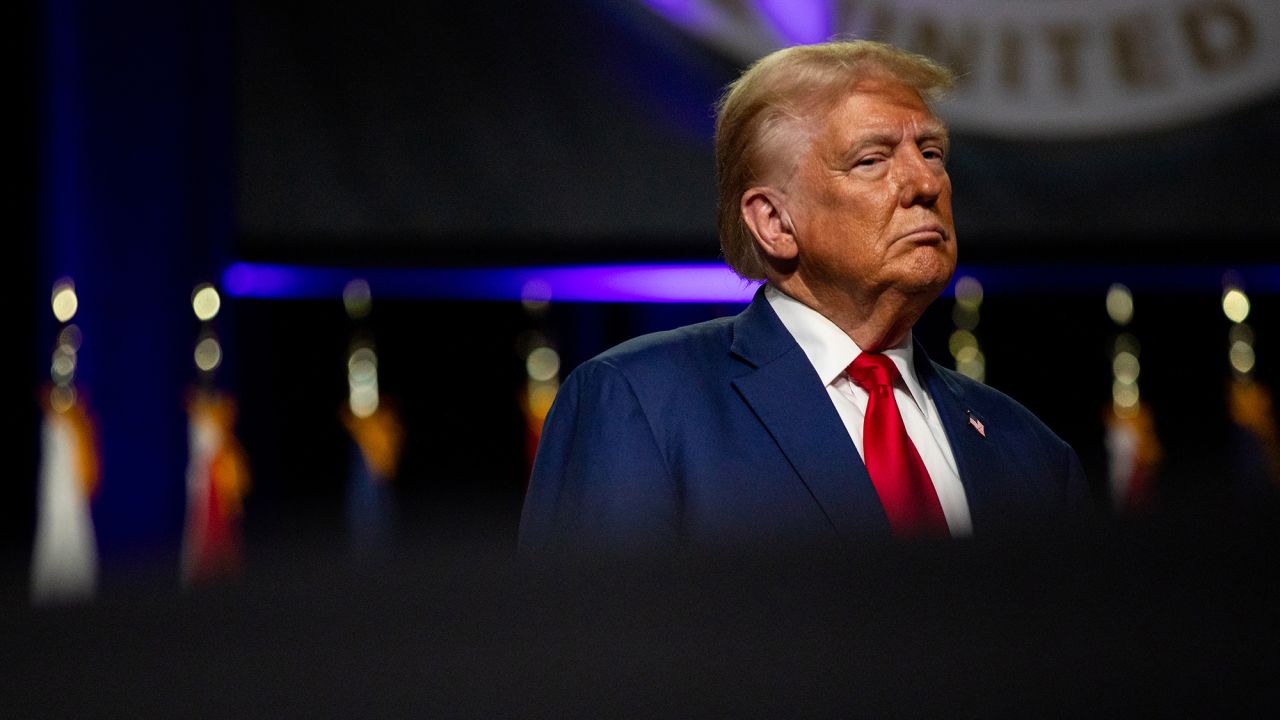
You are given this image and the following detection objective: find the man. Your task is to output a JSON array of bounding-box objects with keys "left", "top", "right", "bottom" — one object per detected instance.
[{"left": 519, "top": 41, "right": 1088, "bottom": 555}]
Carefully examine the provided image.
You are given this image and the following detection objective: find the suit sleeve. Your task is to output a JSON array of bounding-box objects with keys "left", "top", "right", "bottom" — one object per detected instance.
[{"left": 517, "top": 360, "right": 680, "bottom": 557}]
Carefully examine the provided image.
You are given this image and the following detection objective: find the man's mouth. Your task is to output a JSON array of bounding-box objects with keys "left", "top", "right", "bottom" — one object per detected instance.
[{"left": 898, "top": 223, "right": 948, "bottom": 244}]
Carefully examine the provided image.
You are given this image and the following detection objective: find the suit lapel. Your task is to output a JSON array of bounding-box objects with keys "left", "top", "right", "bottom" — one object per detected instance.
[
  {"left": 730, "top": 289, "right": 891, "bottom": 538},
  {"left": 914, "top": 344, "right": 1006, "bottom": 535}
]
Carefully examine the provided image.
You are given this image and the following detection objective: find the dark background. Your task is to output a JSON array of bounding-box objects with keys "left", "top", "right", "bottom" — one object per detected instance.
[{"left": 238, "top": 0, "right": 1280, "bottom": 262}]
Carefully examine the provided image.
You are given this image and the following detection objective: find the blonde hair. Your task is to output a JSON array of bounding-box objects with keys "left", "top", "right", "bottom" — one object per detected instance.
[{"left": 715, "top": 41, "right": 955, "bottom": 280}]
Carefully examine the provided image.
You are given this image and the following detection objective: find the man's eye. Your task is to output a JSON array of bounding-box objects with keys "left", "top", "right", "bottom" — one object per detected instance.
[
  {"left": 856, "top": 156, "right": 883, "bottom": 167},
  {"left": 923, "top": 148, "right": 946, "bottom": 161}
]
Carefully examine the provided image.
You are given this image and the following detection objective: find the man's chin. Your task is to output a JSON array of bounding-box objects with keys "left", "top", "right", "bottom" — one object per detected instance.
[
  {"left": 899, "top": 256, "right": 955, "bottom": 298},
  {"left": 911, "top": 275, "right": 952, "bottom": 302}
]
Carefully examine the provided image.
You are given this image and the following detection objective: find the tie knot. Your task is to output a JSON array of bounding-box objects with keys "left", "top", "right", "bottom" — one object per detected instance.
[{"left": 847, "top": 352, "right": 900, "bottom": 390}]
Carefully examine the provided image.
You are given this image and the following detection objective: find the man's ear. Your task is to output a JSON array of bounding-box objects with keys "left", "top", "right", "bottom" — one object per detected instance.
[{"left": 741, "top": 187, "right": 798, "bottom": 262}]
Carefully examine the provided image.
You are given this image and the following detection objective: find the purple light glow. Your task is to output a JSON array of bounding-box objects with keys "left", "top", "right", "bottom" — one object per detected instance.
[
  {"left": 641, "top": 0, "right": 834, "bottom": 45},
  {"left": 223, "top": 261, "right": 1280, "bottom": 303},
  {"left": 756, "top": 0, "right": 833, "bottom": 45},
  {"left": 542, "top": 265, "right": 760, "bottom": 302},
  {"left": 222, "top": 262, "right": 761, "bottom": 303}
]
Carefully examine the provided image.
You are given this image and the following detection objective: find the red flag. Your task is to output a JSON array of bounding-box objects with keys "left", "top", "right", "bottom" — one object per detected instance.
[
  {"left": 1104, "top": 402, "right": 1163, "bottom": 514},
  {"left": 182, "top": 390, "right": 250, "bottom": 586}
]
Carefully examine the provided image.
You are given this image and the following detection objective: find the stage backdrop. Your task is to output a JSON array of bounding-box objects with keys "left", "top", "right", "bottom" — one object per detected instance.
[{"left": 237, "top": 0, "right": 1280, "bottom": 262}]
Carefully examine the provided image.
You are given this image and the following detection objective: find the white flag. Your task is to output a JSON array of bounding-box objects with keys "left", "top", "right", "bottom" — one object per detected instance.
[{"left": 30, "top": 411, "right": 99, "bottom": 605}]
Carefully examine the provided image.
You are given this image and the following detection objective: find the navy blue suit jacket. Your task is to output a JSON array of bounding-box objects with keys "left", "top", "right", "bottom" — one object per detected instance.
[{"left": 519, "top": 287, "right": 1088, "bottom": 555}]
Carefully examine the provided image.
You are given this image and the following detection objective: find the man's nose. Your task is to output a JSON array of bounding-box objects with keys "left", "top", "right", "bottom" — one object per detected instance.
[{"left": 897, "top": 149, "right": 944, "bottom": 208}]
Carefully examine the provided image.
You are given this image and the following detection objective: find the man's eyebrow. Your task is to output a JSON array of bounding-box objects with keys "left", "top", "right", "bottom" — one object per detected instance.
[
  {"left": 841, "top": 125, "right": 950, "bottom": 160},
  {"left": 850, "top": 132, "right": 900, "bottom": 150},
  {"left": 841, "top": 132, "right": 902, "bottom": 160}
]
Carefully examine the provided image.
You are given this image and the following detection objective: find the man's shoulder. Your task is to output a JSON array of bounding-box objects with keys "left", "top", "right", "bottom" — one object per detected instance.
[
  {"left": 583, "top": 315, "right": 740, "bottom": 377},
  {"left": 549, "top": 314, "right": 745, "bottom": 438}
]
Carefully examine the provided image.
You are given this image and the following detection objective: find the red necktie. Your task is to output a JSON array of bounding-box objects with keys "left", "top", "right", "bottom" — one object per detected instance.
[{"left": 847, "top": 353, "right": 949, "bottom": 538}]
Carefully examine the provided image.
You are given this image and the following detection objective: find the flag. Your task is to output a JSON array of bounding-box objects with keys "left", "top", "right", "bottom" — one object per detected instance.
[
  {"left": 519, "top": 381, "right": 558, "bottom": 479},
  {"left": 30, "top": 396, "right": 100, "bottom": 605},
  {"left": 1227, "top": 378, "right": 1280, "bottom": 502},
  {"left": 341, "top": 404, "right": 404, "bottom": 557},
  {"left": 181, "top": 390, "right": 250, "bottom": 586},
  {"left": 1104, "top": 402, "right": 1163, "bottom": 514}
]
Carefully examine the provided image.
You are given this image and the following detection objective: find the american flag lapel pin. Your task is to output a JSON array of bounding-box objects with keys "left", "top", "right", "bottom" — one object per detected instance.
[{"left": 967, "top": 412, "right": 986, "bottom": 438}]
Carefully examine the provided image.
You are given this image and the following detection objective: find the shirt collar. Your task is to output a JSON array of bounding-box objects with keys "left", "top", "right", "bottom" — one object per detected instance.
[{"left": 764, "top": 284, "right": 928, "bottom": 413}]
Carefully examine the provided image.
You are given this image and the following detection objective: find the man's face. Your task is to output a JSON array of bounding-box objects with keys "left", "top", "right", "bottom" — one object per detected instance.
[{"left": 783, "top": 78, "right": 956, "bottom": 309}]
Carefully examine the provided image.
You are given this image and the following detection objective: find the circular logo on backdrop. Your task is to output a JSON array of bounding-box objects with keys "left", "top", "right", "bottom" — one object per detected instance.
[{"left": 638, "top": 0, "right": 1280, "bottom": 137}]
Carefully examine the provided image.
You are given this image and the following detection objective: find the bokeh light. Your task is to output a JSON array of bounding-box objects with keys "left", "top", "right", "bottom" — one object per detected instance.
[
  {"left": 948, "top": 329, "right": 978, "bottom": 357},
  {"left": 1112, "top": 379, "right": 1140, "bottom": 411},
  {"left": 1229, "top": 340, "right": 1256, "bottom": 374},
  {"left": 1105, "top": 284, "right": 1134, "bottom": 326},
  {"left": 349, "top": 385, "right": 379, "bottom": 418},
  {"left": 49, "top": 385, "right": 76, "bottom": 414},
  {"left": 954, "top": 276, "right": 983, "bottom": 307},
  {"left": 57, "top": 324, "right": 83, "bottom": 353},
  {"left": 51, "top": 278, "right": 78, "bottom": 322},
  {"left": 348, "top": 347, "right": 378, "bottom": 381},
  {"left": 526, "top": 346, "right": 561, "bottom": 382},
  {"left": 521, "top": 279, "right": 553, "bottom": 313},
  {"left": 348, "top": 347, "right": 380, "bottom": 418},
  {"left": 51, "top": 348, "right": 76, "bottom": 382},
  {"left": 1112, "top": 351, "right": 1140, "bottom": 384},
  {"left": 1222, "top": 288, "right": 1250, "bottom": 323},
  {"left": 192, "top": 284, "right": 221, "bottom": 321},
  {"left": 194, "top": 337, "right": 223, "bottom": 372},
  {"left": 343, "top": 278, "right": 372, "bottom": 319}
]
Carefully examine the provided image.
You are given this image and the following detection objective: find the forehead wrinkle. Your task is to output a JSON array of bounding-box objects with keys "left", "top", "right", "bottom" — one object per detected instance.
[{"left": 828, "top": 78, "right": 946, "bottom": 130}]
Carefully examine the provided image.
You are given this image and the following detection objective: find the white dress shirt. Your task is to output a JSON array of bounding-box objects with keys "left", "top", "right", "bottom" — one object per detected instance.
[{"left": 765, "top": 285, "right": 973, "bottom": 536}]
